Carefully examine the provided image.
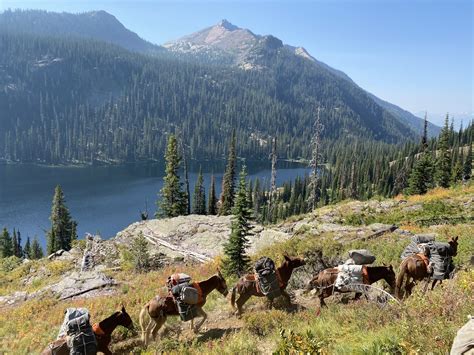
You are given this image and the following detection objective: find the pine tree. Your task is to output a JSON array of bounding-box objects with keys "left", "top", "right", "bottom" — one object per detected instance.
[
  {"left": 219, "top": 130, "right": 236, "bottom": 215},
  {"left": 192, "top": 167, "right": 206, "bottom": 215},
  {"left": 131, "top": 232, "right": 150, "bottom": 272},
  {"left": 435, "top": 114, "right": 452, "bottom": 188},
  {"left": 46, "top": 185, "right": 77, "bottom": 254},
  {"left": 208, "top": 174, "right": 217, "bottom": 215},
  {"left": 463, "top": 144, "right": 472, "bottom": 181},
  {"left": 24, "top": 237, "right": 31, "bottom": 259},
  {"left": 31, "top": 237, "right": 44, "bottom": 259},
  {"left": 12, "top": 229, "right": 18, "bottom": 258},
  {"left": 15, "top": 230, "right": 22, "bottom": 258},
  {"left": 156, "top": 134, "right": 187, "bottom": 218},
  {"left": 407, "top": 154, "right": 434, "bottom": 195},
  {"left": 0, "top": 228, "right": 13, "bottom": 258},
  {"left": 222, "top": 166, "right": 252, "bottom": 276}
]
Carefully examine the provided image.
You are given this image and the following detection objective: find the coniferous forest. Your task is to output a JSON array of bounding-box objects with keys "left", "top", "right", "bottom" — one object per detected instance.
[{"left": 0, "top": 31, "right": 418, "bottom": 165}]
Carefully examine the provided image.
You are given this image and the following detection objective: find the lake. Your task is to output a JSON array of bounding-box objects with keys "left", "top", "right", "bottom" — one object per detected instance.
[{"left": 0, "top": 161, "right": 309, "bottom": 247}]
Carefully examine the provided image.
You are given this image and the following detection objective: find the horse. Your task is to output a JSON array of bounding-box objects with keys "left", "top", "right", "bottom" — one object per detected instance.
[
  {"left": 307, "top": 265, "right": 396, "bottom": 307},
  {"left": 139, "top": 271, "right": 229, "bottom": 347},
  {"left": 230, "top": 254, "right": 306, "bottom": 316},
  {"left": 41, "top": 305, "right": 134, "bottom": 355},
  {"left": 395, "top": 236, "right": 458, "bottom": 299}
]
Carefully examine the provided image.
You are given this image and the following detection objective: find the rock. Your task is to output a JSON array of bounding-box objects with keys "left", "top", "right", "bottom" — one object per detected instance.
[
  {"left": 368, "top": 223, "right": 395, "bottom": 232},
  {"left": 48, "top": 270, "right": 116, "bottom": 300},
  {"left": 0, "top": 291, "right": 28, "bottom": 307},
  {"left": 402, "top": 204, "right": 423, "bottom": 212}
]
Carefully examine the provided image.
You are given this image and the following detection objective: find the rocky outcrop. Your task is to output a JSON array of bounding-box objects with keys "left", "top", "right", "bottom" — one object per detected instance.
[{"left": 114, "top": 215, "right": 292, "bottom": 261}]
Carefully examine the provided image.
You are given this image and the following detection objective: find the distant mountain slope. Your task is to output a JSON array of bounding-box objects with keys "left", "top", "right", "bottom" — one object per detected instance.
[
  {"left": 0, "top": 9, "right": 163, "bottom": 54},
  {"left": 0, "top": 31, "right": 418, "bottom": 164},
  {"left": 166, "top": 20, "right": 439, "bottom": 136}
]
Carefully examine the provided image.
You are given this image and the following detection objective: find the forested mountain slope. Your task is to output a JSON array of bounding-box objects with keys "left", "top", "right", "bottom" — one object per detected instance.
[{"left": 0, "top": 30, "right": 420, "bottom": 164}]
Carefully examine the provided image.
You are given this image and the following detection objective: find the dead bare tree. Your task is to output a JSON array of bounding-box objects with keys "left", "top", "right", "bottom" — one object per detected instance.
[
  {"left": 308, "top": 106, "right": 324, "bottom": 211},
  {"left": 269, "top": 136, "right": 278, "bottom": 217}
]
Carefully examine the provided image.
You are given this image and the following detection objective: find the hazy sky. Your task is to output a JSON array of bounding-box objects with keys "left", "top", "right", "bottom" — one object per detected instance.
[{"left": 1, "top": 0, "right": 472, "bottom": 125}]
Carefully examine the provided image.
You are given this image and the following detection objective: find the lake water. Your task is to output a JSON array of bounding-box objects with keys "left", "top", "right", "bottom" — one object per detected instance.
[{"left": 0, "top": 161, "right": 309, "bottom": 247}]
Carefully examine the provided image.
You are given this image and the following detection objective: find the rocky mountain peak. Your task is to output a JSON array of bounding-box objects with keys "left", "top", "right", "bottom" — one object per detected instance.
[{"left": 216, "top": 19, "right": 239, "bottom": 31}]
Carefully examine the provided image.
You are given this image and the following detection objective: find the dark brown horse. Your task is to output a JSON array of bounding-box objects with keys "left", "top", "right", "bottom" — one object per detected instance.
[
  {"left": 139, "top": 271, "right": 229, "bottom": 347},
  {"left": 230, "top": 254, "right": 306, "bottom": 316},
  {"left": 395, "top": 236, "right": 458, "bottom": 299},
  {"left": 307, "top": 265, "right": 396, "bottom": 307},
  {"left": 41, "top": 305, "right": 134, "bottom": 355}
]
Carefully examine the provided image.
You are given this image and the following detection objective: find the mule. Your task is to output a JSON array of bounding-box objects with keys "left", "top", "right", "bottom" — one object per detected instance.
[
  {"left": 307, "top": 265, "right": 396, "bottom": 307},
  {"left": 41, "top": 305, "right": 134, "bottom": 355},
  {"left": 395, "top": 236, "right": 458, "bottom": 299},
  {"left": 139, "top": 271, "right": 228, "bottom": 347},
  {"left": 230, "top": 254, "right": 306, "bottom": 316}
]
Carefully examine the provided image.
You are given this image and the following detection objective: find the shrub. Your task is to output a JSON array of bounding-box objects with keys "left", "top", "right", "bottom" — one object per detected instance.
[
  {"left": 243, "top": 310, "right": 287, "bottom": 336},
  {"left": 275, "top": 329, "right": 326, "bottom": 354}
]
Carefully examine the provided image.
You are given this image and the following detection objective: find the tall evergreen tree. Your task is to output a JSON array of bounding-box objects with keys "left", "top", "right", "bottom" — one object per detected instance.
[
  {"left": 222, "top": 166, "right": 252, "bottom": 276},
  {"left": 435, "top": 114, "right": 452, "bottom": 188},
  {"left": 219, "top": 130, "right": 237, "bottom": 215},
  {"left": 463, "top": 144, "right": 472, "bottom": 181},
  {"left": 192, "top": 167, "right": 206, "bottom": 215},
  {"left": 0, "top": 228, "right": 13, "bottom": 258},
  {"left": 407, "top": 153, "right": 434, "bottom": 195},
  {"left": 24, "top": 237, "right": 31, "bottom": 259},
  {"left": 15, "top": 230, "right": 22, "bottom": 258},
  {"left": 156, "top": 134, "right": 187, "bottom": 218},
  {"left": 208, "top": 174, "right": 217, "bottom": 215},
  {"left": 12, "top": 229, "right": 18, "bottom": 258},
  {"left": 46, "top": 185, "right": 77, "bottom": 254},
  {"left": 31, "top": 237, "right": 44, "bottom": 259}
]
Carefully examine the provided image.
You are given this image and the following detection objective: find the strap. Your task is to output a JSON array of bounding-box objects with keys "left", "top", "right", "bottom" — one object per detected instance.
[
  {"left": 416, "top": 253, "right": 430, "bottom": 269},
  {"left": 92, "top": 323, "right": 106, "bottom": 336},
  {"left": 192, "top": 282, "right": 204, "bottom": 303},
  {"left": 362, "top": 266, "right": 369, "bottom": 285}
]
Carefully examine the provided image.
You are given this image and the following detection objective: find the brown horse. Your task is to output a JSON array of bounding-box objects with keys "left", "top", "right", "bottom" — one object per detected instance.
[
  {"left": 139, "top": 271, "right": 229, "bottom": 347},
  {"left": 395, "top": 236, "right": 458, "bottom": 299},
  {"left": 41, "top": 305, "right": 134, "bottom": 355},
  {"left": 230, "top": 254, "right": 306, "bottom": 316},
  {"left": 307, "top": 265, "right": 396, "bottom": 307}
]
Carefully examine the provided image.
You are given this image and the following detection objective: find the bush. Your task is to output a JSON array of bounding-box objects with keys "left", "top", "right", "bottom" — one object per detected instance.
[
  {"left": 130, "top": 232, "right": 150, "bottom": 272},
  {"left": 0, "top": 256, "right": 22, "bottom": 272},
  {"left": 275, "top": 329, "right": 326, "bottom": 354}
]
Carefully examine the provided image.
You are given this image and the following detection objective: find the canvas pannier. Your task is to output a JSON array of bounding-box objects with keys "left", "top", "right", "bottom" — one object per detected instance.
[
  {"left": 254, "top": 257, "right": 281, "bottom": 300},
  {"left": 176, "top": 300, "right": 198, "bottom": 321},
  {"left": 171, "top": 283, "right": 200, "bottom": 305},
  {"left": 348, "top": 249, "right": 376, "bottom": 265},
  {"left": 58, "top": 308, "right": 97, "bottom": 355},
  {"left": 167, "top": 273, "right": 191, "bottom": 291}
]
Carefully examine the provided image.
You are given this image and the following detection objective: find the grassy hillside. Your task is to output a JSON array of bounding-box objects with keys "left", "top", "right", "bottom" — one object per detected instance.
[{"left": 0, "top": 183, "right": 472, "bottom": 354}]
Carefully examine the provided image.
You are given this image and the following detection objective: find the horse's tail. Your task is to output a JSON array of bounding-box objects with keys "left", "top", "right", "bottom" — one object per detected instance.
[
  {"left": 230, "top": 286, "right": 237, "bottom": 309},
  {"left": 395, "top": 260, "right": 407, "bottom": 300},
  {"left": 139, "top": 304, "right": 150, "bottom": 345}
]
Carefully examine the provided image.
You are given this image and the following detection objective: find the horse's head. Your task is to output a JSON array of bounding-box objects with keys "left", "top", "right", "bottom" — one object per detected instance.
[
  {"left": 384, "top": 264, "right": 396, "bottom": 291},
  {"left": 216, "top": 269, "right": 229, "bottom": 297},
  {"left": 282, "top": 254, "right": 306, "bottom": 270},
  {"left": 117, "top": 305, "right": 134, "bottom": 331},
  {"left": 448, "top": 236, "right": 459, "bottom": 256}
]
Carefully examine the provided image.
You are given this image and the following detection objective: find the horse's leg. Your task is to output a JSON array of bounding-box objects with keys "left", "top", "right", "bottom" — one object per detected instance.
[
  {"left": 151, "top": 316, "right": 166, "bottom": 340},
  {"left": 281, "top": 289, "right": 292, "bottom": 306},
  {"left": 431, "top": 279, "right": 439, "bottom": 290},
  {"left": 422, "top": 278, "right": 430, "bottom": 294},
  {"left": 319, "top": 294, "right": 327, "bottom": 307},
  {"left": 193, "top": 308, "right": 207, "bottom": 334},
  {"left": 405, "top": 276, "right": 413, "bottom": 296},
  {"left": 235, "top": 292, "right": 252, "bottom": 317}
]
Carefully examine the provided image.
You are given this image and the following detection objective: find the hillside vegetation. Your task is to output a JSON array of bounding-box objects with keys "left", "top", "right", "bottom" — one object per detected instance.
[{"left": 0, "top": 183, "right": 472, "bottom": 354}]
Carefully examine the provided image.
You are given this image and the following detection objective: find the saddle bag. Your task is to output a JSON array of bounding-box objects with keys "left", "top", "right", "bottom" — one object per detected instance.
[
  {"left": 254, "top": 257, "right": 281, "bottom": 300},
  {"left": 58, "top": 308, "right": 97, "bottom": 355},
  {"left": 348, "top": 249, "right": 376, "bottom": 265},
  {"left": 176, "top": 300, "right": 198, "bottom": 321}
]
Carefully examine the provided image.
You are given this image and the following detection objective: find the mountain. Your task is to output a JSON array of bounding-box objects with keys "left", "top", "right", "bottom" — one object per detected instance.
[
  {"left": 0, "top": 11, "right": 426, "bottom": 164},
  {"left": 0, "top": 9, "right": 163, "bottom": 54},
  {"left": 165, "top": 20, "right": 440, "bottom": 136}
]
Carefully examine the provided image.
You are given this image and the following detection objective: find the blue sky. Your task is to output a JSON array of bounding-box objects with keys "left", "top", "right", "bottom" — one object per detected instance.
[{"left": 1, "top": 0, "right": 472, "bottom": 126}]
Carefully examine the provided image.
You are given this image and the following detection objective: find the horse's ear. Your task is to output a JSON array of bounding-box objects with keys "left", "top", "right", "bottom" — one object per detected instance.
[
  {"left": 283, "top": 254, "right": 291, "bottom": 262},
  {"left": 389, "top": 265, "right": 393, "bottom": 271},
  {"left": 217, "top": 267, "right": 223, "bottom": 278},
  {"left": 454, "top": 236, "right": 459, "bottom": 242},
  {"left": 121, "top": 303, "right": 126, "bottom": 313}
]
